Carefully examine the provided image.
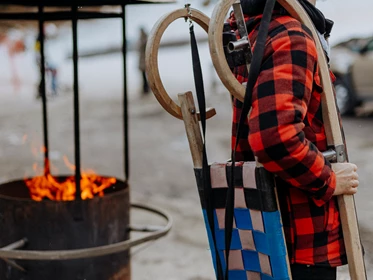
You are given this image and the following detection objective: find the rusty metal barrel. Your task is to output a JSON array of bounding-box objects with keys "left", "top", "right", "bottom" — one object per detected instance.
[{"left": 0, "top": 178, "right": 130, "bottom": 280}]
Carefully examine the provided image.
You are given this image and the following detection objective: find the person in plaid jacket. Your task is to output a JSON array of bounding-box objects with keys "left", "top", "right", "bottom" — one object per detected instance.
[{"left": 230, "top": 0, "right": 359, "bottom": 279}]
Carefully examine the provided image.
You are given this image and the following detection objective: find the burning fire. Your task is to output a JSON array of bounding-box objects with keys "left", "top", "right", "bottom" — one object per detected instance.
[{"left": 24, "top": 150, "right": 116, "bottom": 201}]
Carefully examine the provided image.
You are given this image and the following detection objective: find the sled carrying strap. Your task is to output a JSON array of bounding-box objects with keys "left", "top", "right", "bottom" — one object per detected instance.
[
  {"left": 228, "top": 0, "right": 276, "bottom": 279},
  {"left": 189, "top": 23, "right": 224, "bottom": 279}
]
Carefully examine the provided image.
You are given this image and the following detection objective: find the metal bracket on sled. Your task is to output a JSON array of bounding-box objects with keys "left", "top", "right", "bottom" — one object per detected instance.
[
  {"left": 322, "top": 145, "right": 346, "bottom": 163},
  {"left": 230, "top": 1, "right": 252, "bottom": 61},
  {"left": 223, "top": 1, "right": 252, "bottom": 69}
]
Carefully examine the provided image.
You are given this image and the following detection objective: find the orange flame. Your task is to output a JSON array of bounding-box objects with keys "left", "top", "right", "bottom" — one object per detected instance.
[{"left": 24, "top": 148, "right": 116, "bottom": 201}]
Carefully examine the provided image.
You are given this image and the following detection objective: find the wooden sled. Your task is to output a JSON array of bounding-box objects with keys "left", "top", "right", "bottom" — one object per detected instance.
[{"left": 146, "top": 5, "right": 291, "bottom": 279}]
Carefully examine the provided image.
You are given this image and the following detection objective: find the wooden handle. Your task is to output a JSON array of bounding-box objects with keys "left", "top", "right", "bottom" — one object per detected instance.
[
  {"left": 208, "top": 1, "right": 366, "bottom": 279},
  {"left": 178, "top": 91, "right": 204, "bottom": 168},
  {"left": 145, "top": 7, "right": 212, "bottom": 120},
  {"left": 197, "top": 107, "right": 216, "bottom": 121}
]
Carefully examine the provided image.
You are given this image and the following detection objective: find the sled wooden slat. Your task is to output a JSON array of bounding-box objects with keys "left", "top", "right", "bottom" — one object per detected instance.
[{"left": 178, "top": 92, "right": 204, "bottom": 169}]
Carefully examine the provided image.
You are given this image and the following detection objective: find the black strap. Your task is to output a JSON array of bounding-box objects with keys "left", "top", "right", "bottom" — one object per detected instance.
[
  {"left": 189, "top": 24, "right": 224, "bottom": 279},
  {"left": 226, "top": 0, "right": 276, "bottom": 279}
]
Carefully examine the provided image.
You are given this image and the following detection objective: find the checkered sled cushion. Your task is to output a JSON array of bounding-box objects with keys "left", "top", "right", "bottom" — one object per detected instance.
[{"left": 194, "top": 161, "right": 290, "bottom": 280}]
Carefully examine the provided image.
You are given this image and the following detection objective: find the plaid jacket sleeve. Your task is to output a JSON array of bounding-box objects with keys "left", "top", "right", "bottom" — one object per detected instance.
[{"left": 246, "top": 26, "right": 336, "bottom": 206}]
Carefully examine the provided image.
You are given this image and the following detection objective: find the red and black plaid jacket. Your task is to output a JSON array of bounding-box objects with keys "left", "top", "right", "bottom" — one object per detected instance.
[{"left": 230, "top": 13, "right": 347, "bottom": 267}]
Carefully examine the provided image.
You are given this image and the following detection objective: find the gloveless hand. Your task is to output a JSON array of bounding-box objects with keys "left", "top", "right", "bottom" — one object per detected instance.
[{"left": 332, "top": 162, "right": 359, "bottom": 196}]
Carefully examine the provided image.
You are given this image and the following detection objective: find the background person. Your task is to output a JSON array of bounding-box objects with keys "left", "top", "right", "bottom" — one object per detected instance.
[{"left": 138, "top": 27, "right": 149, "bottom": 96}]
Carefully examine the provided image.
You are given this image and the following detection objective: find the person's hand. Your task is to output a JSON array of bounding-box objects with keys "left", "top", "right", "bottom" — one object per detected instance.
[{"left": 332, "top": 162, "right": 359, "bottom": 196}]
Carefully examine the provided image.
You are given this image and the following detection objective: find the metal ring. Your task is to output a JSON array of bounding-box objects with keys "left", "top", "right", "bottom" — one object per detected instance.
[
  {"left": 208, "top": 0, "right": 334, "bottom": 103},
  {"left": 145, "top": 7, "right": 210, "bottom": 120},
  {"left": 0, "top": 203, "right": 172, "bottom": 260}
]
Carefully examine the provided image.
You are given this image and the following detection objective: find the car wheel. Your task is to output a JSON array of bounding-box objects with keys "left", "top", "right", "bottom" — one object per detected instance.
[{"left": 334, "top": 77, "right": 355, "bottom": 115}]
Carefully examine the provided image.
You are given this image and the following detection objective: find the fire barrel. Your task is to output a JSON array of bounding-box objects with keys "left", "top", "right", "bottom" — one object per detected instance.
[{"left": 0, "top": 176, "right": 130, "bottom": 280}]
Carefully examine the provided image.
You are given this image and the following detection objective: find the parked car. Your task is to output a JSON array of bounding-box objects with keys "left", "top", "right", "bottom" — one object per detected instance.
[{"left": 330, "top": 36, "right": 373, "bottom": 115}]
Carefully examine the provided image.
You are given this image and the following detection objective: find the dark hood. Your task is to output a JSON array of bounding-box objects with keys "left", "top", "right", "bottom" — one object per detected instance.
[
  {"left": 240, "top": 0, "right": 282, "bottom": 16},
  {"left": 239, "top": 0, "right": 333, "bottom": 36}
]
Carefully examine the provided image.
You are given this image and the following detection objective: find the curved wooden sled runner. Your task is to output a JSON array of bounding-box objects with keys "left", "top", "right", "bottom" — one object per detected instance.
[{"left": 145, "top": 7, "right": 216, "bottom": 120}]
